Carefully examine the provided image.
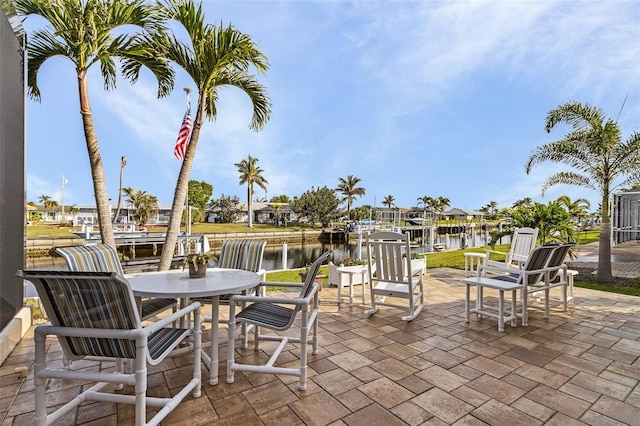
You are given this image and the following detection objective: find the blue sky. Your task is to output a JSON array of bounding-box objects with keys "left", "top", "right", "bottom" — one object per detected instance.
[{"left": 25, "top": 0, "right": 640, "bottom": 213}]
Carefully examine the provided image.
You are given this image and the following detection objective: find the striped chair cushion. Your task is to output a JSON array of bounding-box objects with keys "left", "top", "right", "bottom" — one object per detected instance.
[
  {"left": 237, "top": 303, "right": 296, "bottom": 330},
  {"left": 239, "top": 240, "right": 266, "bottom": 272},
  {"left": 39, "top": 272, "right": 140, "bottom": 358},
  {"left": 29, "top": 271, "right": 190, "bottom": 361},
  {"left": 56, "top": 244, "right": 176, "bottom": 321},
  {"left": 217, "top": 240, "right": 246, "bottom": 269},
  {"left": 56, "top": 244, "right": 125, "bottom": 275},
  {"left": 217, "top": 239, "right": 266, "bottom": 273},
  {"left": 492, "top": 244, "right": 557, "bottom": 286}
]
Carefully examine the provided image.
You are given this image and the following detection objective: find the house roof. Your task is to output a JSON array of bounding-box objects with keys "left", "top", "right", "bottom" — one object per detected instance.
[{"left": 445, "top": 208, "right": 487, "bottom": 216}]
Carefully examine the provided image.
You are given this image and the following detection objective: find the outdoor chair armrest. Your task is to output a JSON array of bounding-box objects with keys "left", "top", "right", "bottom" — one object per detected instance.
[
  {"left": 145, "top": 301, "right": 201, "bottom": 334},
  {"left": 478, "top": 263, "right": 515, "bottom": 276},
  {"left": 229, "top": 283, "right": 319, "bottom": 306},
  {"left": 258, "top": 281, "right": 304, "bottom": 289},
  {"left": 484, "top": 249, "right": 508, "bottom": 259}
]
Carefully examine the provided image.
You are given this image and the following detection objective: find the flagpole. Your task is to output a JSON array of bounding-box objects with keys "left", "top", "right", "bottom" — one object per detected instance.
[{"left": 183, "top": 88, "right": 191, "bottom": 251}]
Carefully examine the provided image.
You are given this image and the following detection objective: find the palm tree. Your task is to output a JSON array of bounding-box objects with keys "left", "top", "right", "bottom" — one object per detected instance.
[
  {"left": 156, "top": 1, "right": 271, "bottom": 270},
  {"left": 15, "top": 0, "right": 174, "bottom": 248},
  {"left": 434, "top": 196, "right": 450, "bottom": 220},
  {"left": 38, "top": 195, "right": 51, "bottom": 207},
  {"left": 526, "top": 101, "right": 640, "bottom": 282},
  {"left": 512, "top": 197, "right": 533, "bottom": 208},
  {"left": 125, "top": 188, "right": 158, "bottom": 227},
  {"left": 382, "top": 195, "right": 395, "bottom": 208},
  {"left": 336, "top": 175, "right": 366, "bottom": 221},
  {"left": 417, "top": 195, "right": 434, "bottom": 221},
  {"left": 556, "top": 195, "right": 591, "bottom": 224},
  {"left": 235, "top": 155, "right": 268, "bottom": 228}
]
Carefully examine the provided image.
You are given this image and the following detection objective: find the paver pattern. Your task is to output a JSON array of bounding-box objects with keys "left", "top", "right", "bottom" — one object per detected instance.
[{"left": 1, "top": 243, "right": 639, "bottom": 425}]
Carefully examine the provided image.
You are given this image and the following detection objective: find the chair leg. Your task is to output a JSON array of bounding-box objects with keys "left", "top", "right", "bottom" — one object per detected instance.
[
  {"left": 299, "top": 321, "right": 308, "bottom": 390},
  {"left": 497, "top": 290, "right": 505, "bottom": 332},
  {"left": 134, "top": 340, "right": 148, "bottom": 426},
  {"left": 509, "top": 289, "right": 517, "bottom": 327},
  {"left": 464, "top": 283, "right": 471, "bottom": 323},
  {"left": 226, "top": 305, "right": 237, "bottom": 385},
  {"left": 34, "top": 331, "right": 47, "bottom": 426}
]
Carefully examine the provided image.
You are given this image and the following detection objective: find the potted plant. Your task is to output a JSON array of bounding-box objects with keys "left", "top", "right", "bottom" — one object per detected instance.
[
  {"left": 334, "top": 257, "right": 366, "bottom": 267},
  {"left": 183, "top": 253, "right": 214, "bottom": 278},
  {"left": 298, "top": 264, "right": 326, "bottom": 290}
]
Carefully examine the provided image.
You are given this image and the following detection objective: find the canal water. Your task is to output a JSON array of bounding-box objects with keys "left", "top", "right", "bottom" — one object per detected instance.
[
  {"left": 25, "top": 232, "right": 499, "bottom": 272},
  {"left": 24, "top": 232, "right": 500, "bottom": 296}
]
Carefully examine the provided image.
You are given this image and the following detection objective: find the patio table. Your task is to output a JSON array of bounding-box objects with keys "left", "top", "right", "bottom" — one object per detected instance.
[{"left": 128, "top": 267, "right": 259, "bottom": 385}]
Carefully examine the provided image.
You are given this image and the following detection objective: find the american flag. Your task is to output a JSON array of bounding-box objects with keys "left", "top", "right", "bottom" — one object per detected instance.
[{"left": 173, "top": 103, "right": 192, "bottom": 160}]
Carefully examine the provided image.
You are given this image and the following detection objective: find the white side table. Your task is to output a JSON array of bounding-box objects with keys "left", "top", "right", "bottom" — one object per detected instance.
[
  {"left": 464, "top": 252, "right": 486, "bottom": 277},
  {"left": 336, "top": 265, "right": 368, "bottom": 306},
  {"left": 566, "top": 269, "right": 578, "bottom": 305}
]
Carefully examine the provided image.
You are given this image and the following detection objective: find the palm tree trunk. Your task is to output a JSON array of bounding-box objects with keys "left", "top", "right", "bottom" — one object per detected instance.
[
  {"left": 247, "top": 184, "right": 253, "bottom": 228},
  {"left": 78, "top": 73, "right": 115, "bottom": 248},
  {"left": 596, "top": 191, "right": 613, "bottom": 282},
  {"left": 158, "top": 94, "right": 205, "bottom": 271}
]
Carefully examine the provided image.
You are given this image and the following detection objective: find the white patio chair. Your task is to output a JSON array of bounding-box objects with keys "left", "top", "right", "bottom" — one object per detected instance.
[
  {"left": 484, "top": 227, "right": 538, "bottom": 270},
  {"left": 364, "top": 231, "right": 425, "bottom": 321},
  {"left": 522, "top": 242, "right": 574, "bottom": 317},
  {"left": 17, "top": 270, "right": 202, "bottom": 426},
  {"left": 197, "top": 239, "right": 266, "bottom": 347},
  {"left": 462, "top": 243, "right": 571, "bottom": 331},
  {"left": 226, "top": 250, "right": 331, "bottom": 390},
  {"left": 56, "top": 244, "right": 177, "bottom": 321}
]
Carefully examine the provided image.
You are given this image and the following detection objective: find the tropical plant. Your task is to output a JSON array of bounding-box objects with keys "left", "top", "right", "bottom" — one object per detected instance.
[
  {"left": 417, "top": 195, "right": 434, "bottom": 220},
  {"left": 512, "top": 197, "right": 533, "bottom": 208},
  {"left": 382, "top": 195, "right": 395, "bottom": 208},
  {"left": 15, "top": 0, "right": 174, "bottom": 247},
  {"left": 156, "top": 0, "right": 271, "bottom": 270},
  {"left": 124, "top": 187, "right": 158, "bottom": 227},
  {"left": 334, "top": 257, "right": 366, "bottom": 266},
  {"left": 556, "top": 195, "right": 591, "bottom": 224},
  {"left": 38, "top": 195, "right": 57, "bottom": 210},
  {"left": 336, "top": 175, "right": 366, "bottom": 221},
  {"left": 435, "top": 196, "right": 451, "bottom": 219},
  {"left": 526, "top": 101, "right": 640, "bottom": 282},
  {"left": 484, "top": 200, "right": 499, "bottom": 219},
  {"left": 351, "top": 205, "right": 375, "bottom": 221},
  {"left": 182, "top": 252, "right": 213, "bottom": 271},
  {"left": 235, "top": 155, "right": 268, "bottom": 228}
]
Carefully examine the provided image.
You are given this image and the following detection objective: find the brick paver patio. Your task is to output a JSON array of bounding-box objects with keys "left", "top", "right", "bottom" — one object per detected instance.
[{"left": 2, "top": 244, "right": 639, "bottom": 425}]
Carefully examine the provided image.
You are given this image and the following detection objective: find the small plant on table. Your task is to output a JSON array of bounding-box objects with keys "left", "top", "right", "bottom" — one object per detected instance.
[{"left": 183, "top": 253, "right": 214, "bottom": 278}]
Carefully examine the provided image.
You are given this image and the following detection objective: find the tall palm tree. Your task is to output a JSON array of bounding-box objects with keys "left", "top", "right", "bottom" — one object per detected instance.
[
  {"left": 38, "top": 195, "right": 51, "bottom": 207},
  {"left": 235, "top": 155, "right": 268, "bottom": 228},
  {"left": 435, "top": 196, "right": 450, "bottom": 220},
  {"left": 382, "top": 195, "right": 395, "bottom": 208},
  {"left": 156, "top": 0, "right": 271, "bottom": 270},
  {"left": 15, "top": 0, "right": 174, "bottom": 248},
  {"left": 526, "top": 101, "right": 640, "bottom": 282},
  {"left": 125, "top": 188, "right": 158, "bottom": 227},
  {"left": 417, "top": 195, "right": 434, "bottom": 221},
  {"left": 336, "top": 175, "right": 366, "bottom": 221},
  {"left": 512, "top": 197, "right": 533, "bottom": 208}
]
